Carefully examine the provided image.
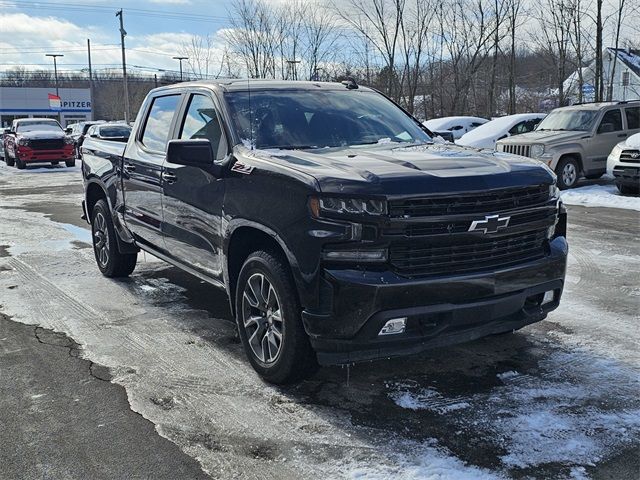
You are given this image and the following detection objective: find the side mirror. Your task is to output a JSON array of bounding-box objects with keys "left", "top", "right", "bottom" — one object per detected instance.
[
  {"left": 65, "top": 127, "right": 73, "bottom": 134},
  {"left": 598, "top": 123, "right": 615, "bottom": 134},
  {"left": 167, "top": 139, "right": 216, "bottom": 171}
]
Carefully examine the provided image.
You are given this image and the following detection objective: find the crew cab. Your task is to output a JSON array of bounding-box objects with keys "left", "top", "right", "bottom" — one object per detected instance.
[
  {"left": 3, "top": 118, "right": 75, "bottom": 169},
  {"left": 66, "top": 120, "right": 106, "bottom": 157},
  {"left": 81, "top": 80, "right": 568, "bottom": 384},
  {"left": 497, "top": 101, "right": 640, "bottom": 189}
]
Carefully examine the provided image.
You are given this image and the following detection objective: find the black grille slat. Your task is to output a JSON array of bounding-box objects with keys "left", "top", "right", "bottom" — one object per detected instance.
[
  {"left": 389, "top": 185, "right": 549, "bottom": 218},
  {"left": 29, "top": 139, "right": 64, "bottom": 150},
  {"left": 390, "top": 231, "right": 547, "bottom": 277}
]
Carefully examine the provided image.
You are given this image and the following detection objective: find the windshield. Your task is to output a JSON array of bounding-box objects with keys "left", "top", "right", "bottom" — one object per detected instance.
[
  {"left": 224, "top": 89, "right": 431, "bottom": 150},
  {"left": 536, "top": 110, "right": 598, "bottom": 131},
  {"left": 17, "top": 121, "right": 61, "bottom": 133},
  {"left": 99, "top": 125, "right": 131, "bottom": 138}
]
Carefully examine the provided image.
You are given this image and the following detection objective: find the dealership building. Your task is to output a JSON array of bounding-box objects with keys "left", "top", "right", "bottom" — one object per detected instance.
[{"left": 0, "top": 87, "right": 92, "bottom": 128}]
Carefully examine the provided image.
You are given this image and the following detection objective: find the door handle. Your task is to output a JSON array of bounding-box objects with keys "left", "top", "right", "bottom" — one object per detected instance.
[
  {"left": 123, "top": 163, "right": 136, "bottom": 173},
  {"left": 162, "top": 171, "right": 177, "bottom": 184}
]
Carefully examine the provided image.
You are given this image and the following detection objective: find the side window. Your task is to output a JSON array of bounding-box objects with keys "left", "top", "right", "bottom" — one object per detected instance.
[
  {"left": 179, "top": 94, "right": 228, "bottom": 160},
  {"left": 598, "top": 109, "right": 623, "bottom": 133},
  {"left": 449, "top": 125, "right": 463, "bottom": 131},
  {"left": 625, "top": 107, "right": 639, "bottom": 130},
  {"left": 508, "top": 122, "right": 526, "bottom": 135},
  {"left": 140, "top": 94, "right": 181, "bottom": 152}
]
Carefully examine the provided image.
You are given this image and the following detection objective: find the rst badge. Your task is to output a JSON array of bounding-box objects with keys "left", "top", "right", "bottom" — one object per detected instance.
[{"left": 468, "top": 214, "right": 511, "bottom": 234}]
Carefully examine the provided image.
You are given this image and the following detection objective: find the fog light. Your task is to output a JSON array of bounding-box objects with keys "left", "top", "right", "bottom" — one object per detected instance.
[
  {"left": 322, "top": 248, "right": 387, "bottom": 263},
  {"left": 542, "top": 290, "right": 555, "bottom": 305},
  {"left": 379, "top": 317, "right": 407, "bottom": 336}
]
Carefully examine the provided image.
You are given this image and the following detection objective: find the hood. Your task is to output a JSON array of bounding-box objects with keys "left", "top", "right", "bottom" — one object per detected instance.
[
  {"left": 18, "top": 130, "right": 66, "bottom": 140},
  {"left": 499, "top": 129, "right": 588, "bottom": 145},
  {"left": 246, "top": 143, "right": 553, "bottom": 196}
]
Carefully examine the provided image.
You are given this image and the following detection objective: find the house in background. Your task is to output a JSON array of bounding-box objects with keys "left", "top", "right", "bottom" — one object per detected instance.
[{"left": 564, "top": 47, "right": 640, "bottom": 104}]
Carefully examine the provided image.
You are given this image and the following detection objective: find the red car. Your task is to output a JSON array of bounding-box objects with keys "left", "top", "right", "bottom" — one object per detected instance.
[{"left": 3, "top": 118, "right": 75, "bottom": 169}]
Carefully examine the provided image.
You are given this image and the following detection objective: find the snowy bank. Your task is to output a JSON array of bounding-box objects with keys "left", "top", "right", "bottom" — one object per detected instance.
[{"left": 560, "top": 184, "right": 640, "bottom": 211}]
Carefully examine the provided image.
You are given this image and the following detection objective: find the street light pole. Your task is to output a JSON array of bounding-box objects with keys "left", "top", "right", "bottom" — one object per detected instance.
[
  {"left": 46, "top": 54, "right": 63, "bottom": 123},
  {"left": 173, "top": 56, "right": 188, "bottom": 82},
  {"left": 116, "top": 9, "right": 130, "bottom": 124},
  {"left": 45, "top": 54, "right": 63, "bottom": 97}
]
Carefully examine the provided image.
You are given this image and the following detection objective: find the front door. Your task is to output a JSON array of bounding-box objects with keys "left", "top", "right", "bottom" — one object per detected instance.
[
  {"left": 161, "top": 92, "right": 229, "bottom": 281},
  {"left": 122, "top": 93, "right": 182, "bottom": 252},
  {"left": 585, "top": 108, "right": 625, "bottom": 172}
]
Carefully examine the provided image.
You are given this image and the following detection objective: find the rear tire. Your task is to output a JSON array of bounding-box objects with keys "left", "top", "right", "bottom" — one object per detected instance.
[
  {"left": 235, "top": 250, "right": 317, "bottom": 384},
  {"left": 617, "top": 183, "right": 639, "bottom": 195},
  {"left": 65, "top": 159, "right": 75, "bottom": 167},
  {"left": 15, "top": 159, "right": 25, "bottom": 169},
  {"left": 556, "top": 157, "right": 580, "bottom": 190},
  {"left": 91, "top": 199, "right": 137, "bottom": 277}
]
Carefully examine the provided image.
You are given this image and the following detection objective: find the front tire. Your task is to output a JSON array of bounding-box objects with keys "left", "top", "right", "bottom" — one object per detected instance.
[
  {"left": 65, "top": 159, "right": 75, "bottom": 167},
  {"left": 5, "top": 152, "right": 14, "bottom": 167},
  {"left": 15, "top": 159, "right": 25, "bottom": 169},
  {"left": 556, "top": 157, "right": 580, "bottom": 189},
  {"left": 91, "top": 199, "right": 137, "bottom": 277},
  {"left": 235, "top": 250, "right": 316, "bottom": 384}
]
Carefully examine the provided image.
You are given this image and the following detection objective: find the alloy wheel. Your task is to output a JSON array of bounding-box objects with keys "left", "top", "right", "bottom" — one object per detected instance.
[
  {"left": 562, "top": 162, "right": 577, "bottom": 187},
  {"left": 241, "top": 273, "right": 284, "bottom": 364},
  {"left": 93, "top": 212, "right": 110, "bottom": 267}
]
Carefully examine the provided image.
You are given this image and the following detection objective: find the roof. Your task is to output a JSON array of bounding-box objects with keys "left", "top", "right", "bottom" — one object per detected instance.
[
  {"left": 152, "top": 79, "right": 375, "bottom": 94},
  {"left": 609, "top": 48, "right": 640, "bottom": 78},
  {"left": 555, "top": 101, "right": 639, "bottom": 111}
]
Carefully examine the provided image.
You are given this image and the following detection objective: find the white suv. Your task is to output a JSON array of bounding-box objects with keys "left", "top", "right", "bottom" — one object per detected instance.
[
  {"left": 607, "top": 132, "right": 640, "bottom": 194},
  {"left": 497, "top": 101, "right": 640, "bottom": 189}
]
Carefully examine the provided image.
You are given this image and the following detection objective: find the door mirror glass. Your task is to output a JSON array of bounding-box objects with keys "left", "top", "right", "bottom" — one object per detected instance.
[
  {"left": 167, "top": 139, "right": 214, "bottom": 169},
  {"left": 65, "top": 127, "right": 73, "bottom": 134}
]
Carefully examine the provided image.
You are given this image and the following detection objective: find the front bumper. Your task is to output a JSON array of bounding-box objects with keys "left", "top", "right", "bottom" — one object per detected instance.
[
  {"left": 17, "top": 146, "right": 74, "bottom": 163},
  {"left": 304, "top": 236, "right": 568, "bottom": 365}
]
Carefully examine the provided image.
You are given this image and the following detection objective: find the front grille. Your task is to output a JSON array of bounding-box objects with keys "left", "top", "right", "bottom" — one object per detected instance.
[
  {"left": 386, "top": 207, "right": 556, "bottom": 237},
  {"left": 389, "top": 185, "right": 549, "bottom": 218},
  {"left": 29, "top": 139, "right": 64, "bottom": 150},
  {"left": 501, "top": 144, "right": 531, "bottom": 157},
  {"left": 620, "top": 150, "right": 640, "bottom": 164},
  {"left": 390, "top": 230, "right": 547, "bottom": 277}
]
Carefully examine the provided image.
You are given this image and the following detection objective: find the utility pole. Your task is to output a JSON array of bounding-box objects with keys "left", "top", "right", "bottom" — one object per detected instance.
[
  {"left": 46, "top": 53, "right": 63, "bottom": 123},
  {"left": 154, "top": 74, "right": 158, "bottom": 88},
  {"left": 116, "top": 9, "right": 130, "bottom": 124},
  {"left": 87, "top": 39, "right": 94, "bottom": 120},
  {"left": 173, "top": 56, "right": 188, "bottom": 82}
]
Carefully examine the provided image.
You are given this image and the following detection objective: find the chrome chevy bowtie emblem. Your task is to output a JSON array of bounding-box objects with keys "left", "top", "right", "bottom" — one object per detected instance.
[{"left": 468, "top": 214, "right": 511, "bottom": 234}]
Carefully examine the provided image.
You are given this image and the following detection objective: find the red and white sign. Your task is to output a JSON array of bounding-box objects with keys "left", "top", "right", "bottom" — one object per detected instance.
[{"left": 48, "top": 93, "right": 61, "bottom": 111}]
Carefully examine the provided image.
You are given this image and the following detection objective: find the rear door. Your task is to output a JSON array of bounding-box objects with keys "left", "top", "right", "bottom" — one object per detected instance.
[
  {"left": 122, "top": 93, "right": 182, "bottom": 252},
  {"left": 586, "top": 108, "right": 625, "bottom": 172},
  {"left": 161, "top": 91, "right": 229, "bottom": 280}
]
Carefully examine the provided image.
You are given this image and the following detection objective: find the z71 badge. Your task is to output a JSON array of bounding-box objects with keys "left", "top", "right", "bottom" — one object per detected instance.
[{"left": 230, "top": 162, "right": 254, "bottom": 175}]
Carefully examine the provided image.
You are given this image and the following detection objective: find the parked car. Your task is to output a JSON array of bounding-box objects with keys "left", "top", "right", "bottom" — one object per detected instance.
[
  {"left": 84, "top": 123, "right": 131, "bottom": 143},
  {"left": 3, "top": 118, "right": 75, "bottom": 169},
  {"left": 423, "top": 116, "right": 489, "bottom": 140},
  {"left": 0, "top": 128, "right": 6, "bottom": 161},
  {"left": 607, "top": 132, "right": 640, "bottom": 194},
  {"left": 457, "top": 113, "right": 546, "bottom": 150},
  {"left": 497, "top": 101, "right": 640, "bottom": 189},
  {"left": 81, "top": 80, "right": 567, "bottom": 384},
  {"left": 66, "top": 120, "right": 106, "bottom": 157}
]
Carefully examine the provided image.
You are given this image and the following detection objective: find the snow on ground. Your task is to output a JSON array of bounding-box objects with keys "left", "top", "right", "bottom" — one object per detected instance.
[
  {"left": 560, "top": 184, "right": 640, "bottom": 211},
  {"left": 387, "top": 348, "right": 640, "bottom": 471}
]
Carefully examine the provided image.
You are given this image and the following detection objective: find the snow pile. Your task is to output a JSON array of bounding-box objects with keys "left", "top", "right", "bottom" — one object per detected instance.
[
  {"left": 560, "top": 184, "right": 640, "bottom": 211},
  {"left": 423, "top": 116, "right": 488, "bottom": 132}
]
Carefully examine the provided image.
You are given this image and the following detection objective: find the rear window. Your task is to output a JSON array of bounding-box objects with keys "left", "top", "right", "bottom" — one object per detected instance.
[
  {"left": 140, "top": 95, "right": 180, "bottom": 152},
  {"left": 625, "top": 107, "right": 639, "bottom": 130}
]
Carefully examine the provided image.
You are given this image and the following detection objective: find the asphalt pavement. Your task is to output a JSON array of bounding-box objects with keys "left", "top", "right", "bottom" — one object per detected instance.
[{"left": 0, "top": 163, "right": 638, "bottom": 479}]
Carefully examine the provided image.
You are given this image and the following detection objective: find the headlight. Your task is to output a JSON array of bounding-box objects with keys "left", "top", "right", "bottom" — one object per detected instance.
[
  {"left": 64, "top": 136, "right": 75, "bottom": 145},
  {"left": 310, "top": 197, "right": 387, "bottom": 217},
  {"left": 17, "top": 137, "right": 30, "bottom": 146},
  {"left": 610, "top": 144, "right": 622, "bottom": 158},
  {"left": 530, "top": 144, "right": 545, "bottom": 157}
]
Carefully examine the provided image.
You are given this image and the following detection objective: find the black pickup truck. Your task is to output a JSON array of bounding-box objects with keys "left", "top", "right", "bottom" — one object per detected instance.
[{"left": 81, "top": 80, "right": 568, "bottom": 384}]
